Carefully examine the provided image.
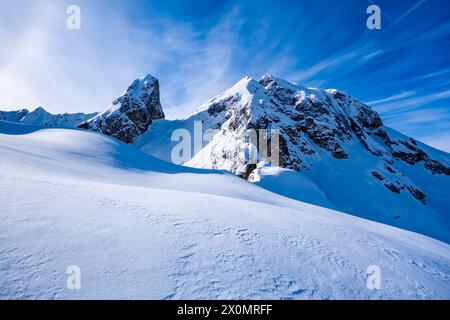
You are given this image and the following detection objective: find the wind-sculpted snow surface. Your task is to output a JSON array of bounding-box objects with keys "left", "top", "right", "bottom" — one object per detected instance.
[{"left": 0, "top": 123, "right": 449, "bottom": 299}]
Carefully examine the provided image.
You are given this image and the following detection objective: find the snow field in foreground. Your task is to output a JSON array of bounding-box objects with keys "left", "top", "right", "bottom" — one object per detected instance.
[{"left": 0, "top": 125, "right": 449, "bottom": 299}]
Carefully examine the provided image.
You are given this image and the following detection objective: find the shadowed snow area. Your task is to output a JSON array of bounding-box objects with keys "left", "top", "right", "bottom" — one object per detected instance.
[{"left": 1, "top": 121, "right": 449, "bottom": 299}]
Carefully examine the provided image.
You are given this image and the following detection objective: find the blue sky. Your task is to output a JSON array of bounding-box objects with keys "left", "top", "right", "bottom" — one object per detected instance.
[{"left": 0, "top": 0, "right": 449, "bottom": 150}]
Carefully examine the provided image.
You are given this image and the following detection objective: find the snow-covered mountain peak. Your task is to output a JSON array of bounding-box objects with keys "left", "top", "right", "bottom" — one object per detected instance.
[
  {"left": 33, "top": 106, "right": 46, "bottom": 113},
  {"left": 258, "top": 74, "right": 376, "bottom": 123},
  {"left": 187, "top": 74, "right": 388, "bottom": 165},
  {"left": 222, "top": 76, "right": 261, "bottom": 101},
  {"left": 190, "top": 76, "right": 262, "bottom": 116},
  {"left": 141, "top": 73, "right": 158, "bottom": 83},
  {"left": 136, "top": 74, "right": 449, "bottom": 242},
  {"left": 79, "top": 73, "right": 164, "bottom": 143},
  {"left": 259, "top": 73, "right": 311, "bottom": 94},
  {"left": 114, "top": 74, "right": 159, "bottom": 104}
]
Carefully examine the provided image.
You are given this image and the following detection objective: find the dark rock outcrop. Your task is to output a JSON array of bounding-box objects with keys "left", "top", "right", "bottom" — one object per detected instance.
[{"left": 78, "top": 74, "right": 164, "bottom": 144}]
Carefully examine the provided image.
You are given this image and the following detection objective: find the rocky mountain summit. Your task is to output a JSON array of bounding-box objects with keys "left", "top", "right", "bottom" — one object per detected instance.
[
  {"left": 78, "top": 74, "right": 164, "bottom": 143},
  {"left": 183, "top": 75, "right": 449, "bottom": 199}
]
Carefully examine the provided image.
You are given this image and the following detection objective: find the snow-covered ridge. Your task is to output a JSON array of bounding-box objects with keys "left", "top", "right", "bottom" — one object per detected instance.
[
  {"left": 1, "top": 121, "right": 449, "bottom": 299},
  {"left": 0, "top": 107, "right": 97, "bottom": 128}
]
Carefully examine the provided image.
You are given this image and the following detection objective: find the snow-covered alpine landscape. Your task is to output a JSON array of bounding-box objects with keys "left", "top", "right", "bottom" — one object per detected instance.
[{"left": 1, "top": 1, "right": 450, "bottom": 301}]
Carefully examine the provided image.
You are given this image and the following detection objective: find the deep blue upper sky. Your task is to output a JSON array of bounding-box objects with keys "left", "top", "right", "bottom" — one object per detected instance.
[{"left": 0, "top": 0, "right": 449, "bottom": 150}]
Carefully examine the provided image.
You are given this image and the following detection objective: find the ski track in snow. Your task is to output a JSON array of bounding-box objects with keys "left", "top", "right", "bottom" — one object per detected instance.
[{"left": 1, "top": 127, "right": 450, "bottom": 299}]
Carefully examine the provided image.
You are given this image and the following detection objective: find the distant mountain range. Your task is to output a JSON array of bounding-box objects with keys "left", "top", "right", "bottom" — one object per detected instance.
[{"left": 0, "top": 107, "right": 97, "bottom": 128}]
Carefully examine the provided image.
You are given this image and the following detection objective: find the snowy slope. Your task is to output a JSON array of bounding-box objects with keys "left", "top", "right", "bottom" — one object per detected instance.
[
  {"left": 248, "top": 163, "right": 337, "bottom": 210},
  {"left": 0, "top": 107, "right": 97, "bottom": 128},
  {"left": 135, "top": 75, "right": 450, "bottom": 243},
  {"left": 1, "top": 122, "right": 450, "bottom": 299}
]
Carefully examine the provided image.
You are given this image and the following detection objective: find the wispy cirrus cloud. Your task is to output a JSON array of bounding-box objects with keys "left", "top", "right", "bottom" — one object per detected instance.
[
  {"left": 0, "top": 1, "right": 244, "bottom": 118},
  {"left": 362, "top": 50, "right": 386, "bottom": 61},
  {"left": 386, "top": 0, "right": 428, "bottom": 30},
  {"left": 383, "top": 108, "right": 450, "bottom": 125},
  {"left": 377, "top": 90, "right": 450, "bottom": 113},
  {"left": 414, "top": 67, "right": 450, "bottom": 80},
  {"left": 421, "top": 135, "right": 450, "bottom": 153},
  {"left": 366, "top": 91, "right": 416, "bottom": 106},
  {"left": 378, "top": 92, "right": 450, "bottom": 153},
  {"left": 127, "top": 9, "right": 244, "bottom": 118},
  {"left": 0, "top": 0, "right": 448, "bottom": 151},
  {"left": 288, "top": 52, "right": 359, "bottom": 83}
]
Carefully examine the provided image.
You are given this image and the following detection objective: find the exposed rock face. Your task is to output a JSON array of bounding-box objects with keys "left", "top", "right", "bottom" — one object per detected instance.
[
  {"left": 385, "top": 137, "right": 450, "bottom": 175},
  {"left": 182, "top": 74, "right": 449, "bottom": 204},
  {"left": 0, "top": 107, "right": 97, "bottom": 128},
  {"left": 78, "top": 74, "right": 164, "bottom": 144}
]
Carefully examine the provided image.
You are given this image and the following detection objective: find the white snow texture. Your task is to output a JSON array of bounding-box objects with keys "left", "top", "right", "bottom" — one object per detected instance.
[{"left": 1, "top": 122, "right": 449, "bottom": 299}]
